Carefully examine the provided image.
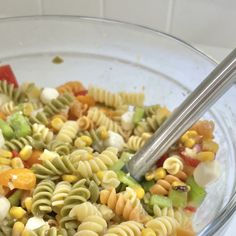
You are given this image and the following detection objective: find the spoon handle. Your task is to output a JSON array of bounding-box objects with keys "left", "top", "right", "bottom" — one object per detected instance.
[{"left": 127, "top": 48, "right": 236, "bottom": 180}]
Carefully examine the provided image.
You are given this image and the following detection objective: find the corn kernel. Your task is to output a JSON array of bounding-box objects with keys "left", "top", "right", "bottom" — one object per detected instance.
[
  {"left": 145, "top": 172, "right": 155, "bottom": 181},
  {"left": 80, "top": 135, "right": 93, "bottom": 146},
  {"left": 74, "top": 137, "right": 86, "bottom": 148},
  {"left": 10, "top": 207, "right": 26, "bottom": 219},
  {"left": 12, "top": 221, "right": 25, "bottom": 236},
  {"left": 0, "top": 149, "right": 13, "bottom": 158},
  {"left": 51, "top": 117, "right": 64, "bottom": 131},
  {"left": 19, "top": 145, "right": 33, "bottom": 161},
  {"left": 154, "top": 168, "right": 167, "bottom": 180},
  {"left": 142, "top": 228, "right": 156, "bottom": 236},
  {"left": 196, "top": 151, "right": 215, "bottom": 161},
  {"left": 0, "top": 157, "right": 11, "bottom": 165},
  {"left": 11, "top": 157, "right": 24, "bottom": 169},
  {"left": 132, "top": 186, "right": 145, "bottom": 200},
  {"left": 98, "top": 127, "right": 109, "bottom": 140},
  {"left": 202, "top": 139, "right": 219, "bottom": 153},
  {"left": 181, "top": 130, "right": 199, "bottom": 148},
  {"left": 62, "top": 174, "right": 79, "bottom": 183},
  {"left": 24, "top": 197, "right": 33, "bottom": 212},
  {"left": 96, "top": 171, "right": 105, "bottom": 181}
]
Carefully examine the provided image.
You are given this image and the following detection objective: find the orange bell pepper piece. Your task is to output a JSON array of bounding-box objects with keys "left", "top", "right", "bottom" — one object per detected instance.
[
  {"left": 25, "top": 150, "right": 42, "bottom": 168},
  {"left": 77, "top": 95, "right": 95, "bottom": 107},
  {"left": 0, "top": 168, "right": 36, "bottom": 190}
]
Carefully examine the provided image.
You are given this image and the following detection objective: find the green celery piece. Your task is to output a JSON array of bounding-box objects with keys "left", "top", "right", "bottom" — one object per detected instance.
[
  {"left": 120, "top": 152, "right": 133, "bottom": 163},
  {"left": 8, "top": 190, "right": 23, "bottom": 206},
  {"left": 133, "top": 107, "right": 145, "bottom": 124},
  {"left": 150, "top": 195, "right": 172, "bottom": 208},
  {"left": 186, "top": 176, "right": 206, "bottom": 206},
  {"left": 0, "top": 119, "right": 14, "bottom": 140},
  {"left": 141, "top": 179, "right": 155, "bottom": 192},
  {"left": 8, "top": 112, "right": 32, "bottom": 138},
  {"left": 111, "top": 160, "right": 125, "bottom": 172},
  {"left": 117, "top": 170, "right": 140, "bottom": 188},
  {"left": 111, "top": 152, "right": 133, "bottom": 172},
  {"left": 168, "top": 189, "right": 187, "bottom": 208}
]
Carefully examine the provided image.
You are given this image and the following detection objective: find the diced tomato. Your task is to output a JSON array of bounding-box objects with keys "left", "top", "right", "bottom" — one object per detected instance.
[
  {"left": 156, "top": 153, "right": 169, "bottom": 167},
  {"left": 181, "top": 154, "right": 200, "bottom": 167},
  {"left": 0, "top": 65, "right": 18, "bottom": 87},
  {"left": 76, "top": 90, "right": 88, "bottom": 96},
  {"left": 12, "top": 150, "right": 19, "bottom": 158},
  {"left": 184, "top": 206, "right": 197, "bottom": 213}
]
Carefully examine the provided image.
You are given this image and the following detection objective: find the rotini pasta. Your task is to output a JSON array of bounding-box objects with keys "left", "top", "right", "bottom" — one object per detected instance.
[
  {"left": 51, "top": 181, "right": 72, "bottom": 213},
  {"left": 0, "top": 80, "right": 26, "bottom": 103},
  {"left": 150, "top": 175, "right": 183, "bottom": 195},
  {"left": 32, "top": 123, "right": 54, "bottom": 144},
  {"left": 57, "top": 81, "right": 85, "bottom": 95},
  {"left": 99, "top": 170, "right": 120, "bottom": 189},
  {"left": 88, "top": 85, "right": 123, "bottom": 108},
  {"left": 104, "top": 221, "right": 143, "bottom": 236},
  {"left": 32, "top": 155, "right": 77, "bottom": 180},
  {"left": 87, "top": 107, "right": 124, "bottom": 136},
  {"left": 77, "top": 116, "right": 93, "bottom": 131},
  {"left": 31, "top": 180, "right": 55, "bottom": 216},
  {"left": 145, "top": 216, "right": 178, "bottom": 236},
  {"left": 119, "top": 92, "right": 145, "bottom": 106},
  {"left": 76, "top": 147, "right": 118, "bottom": 178},
  {"left": 0, "top": 101, "right": 15, "bottom": 115},
  {"left": 100, "top": 188, "right": 144, "bottom": 222},
  {"left": 56, "top": 121, "right": 79, "bottom": 143},
  {"left": 47, "top": 140, "right": 72, "bottom": 155},
  {"left": 4, "top": 136, "right": 34, "bottom": 151},
  {"left": 163, "top": 155, "right": 184, "bottom": 175}
]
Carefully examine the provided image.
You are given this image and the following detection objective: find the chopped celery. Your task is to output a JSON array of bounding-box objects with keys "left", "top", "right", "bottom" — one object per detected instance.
[
  {"left": 133, "top": 107, "right": 145, "bottom": 124},
  {"left": 0, "top": 119, "right": 14, "bottom": 140},
  {"left": 169, "top": 189, "right": 187, "bottom": 208},
  {"left": 187, "top": 176, "right": 206, "bottom": 206},
  {"left": 117, "top": 170, "right": 140, "bottom": 188},
  {"left": 150, "top": 195, "right": 172, "bottom": 208},
  {"left": 8, "top": 112, "right": 32, "bottom": 138},
  {"left": 120, "top": 152, "right": 132, "bottom": 163},
  {"left": 111, "top": 160, "right": 125, "bottom": 171},
  {"left": 8, "top": 190, "right": 23, "bottom": 206}
]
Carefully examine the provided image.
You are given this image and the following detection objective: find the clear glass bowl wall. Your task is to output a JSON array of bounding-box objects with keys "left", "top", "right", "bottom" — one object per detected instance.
[{"left": 0, "top": 16, "right": 235, "bottom": 235}]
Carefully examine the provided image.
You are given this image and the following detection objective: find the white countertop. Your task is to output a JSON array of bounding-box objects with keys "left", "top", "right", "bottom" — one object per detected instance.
[{"left": 193, "top": 44, "right": 236, "bottom": 236}]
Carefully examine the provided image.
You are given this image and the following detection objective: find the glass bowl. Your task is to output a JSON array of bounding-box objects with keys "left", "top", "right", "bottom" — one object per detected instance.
[{"left": 0, "top": 16, "right": 235, "bottom": 235}]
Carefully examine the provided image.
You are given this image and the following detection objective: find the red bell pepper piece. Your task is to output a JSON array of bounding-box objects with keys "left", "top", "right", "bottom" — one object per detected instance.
[{"left": 0, "top": 65, "right": 18, "bottom": 87}]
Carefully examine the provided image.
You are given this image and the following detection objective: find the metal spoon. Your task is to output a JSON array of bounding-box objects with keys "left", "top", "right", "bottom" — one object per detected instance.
[{"left": 127, "top": 48, "right": 236, "bottom": 181}]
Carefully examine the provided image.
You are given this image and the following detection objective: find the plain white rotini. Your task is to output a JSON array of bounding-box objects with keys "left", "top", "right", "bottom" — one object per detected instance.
[
  {"left": 32, "top": 123, "right": 54, "bottom": 144},
  {"left": 77, "top": 116, "right": 93, "bottom": 131},
  {"left": 51, "top": 181, "right": 72, "bottom": 213},
  {"left": 95, "top": 204, "right": 115, "bottom": 222},
  {"left": 56, "top": 120, "right": 79, "bottom": 143},
  {"left": 119, "top": 92, "right": 145, "bottom": 106},
  {"left": 77, "top": 147, "right": 119, "bottom": 178},
  {"left": 101, "top": 170, "right": 120, "bottom": 189},
  {"left": 0, "top": 101, "right": 15, "bottom": 115},
  {"left": 88, "top": 85, "right": 123, "bottom": 108},
  {"left": 145, "top": 216, "right": 179, "bottom": 236},
  {"left": 75, "top": 215, "right": 107, "bottom": 236},
  {"left": 87, "top": 107, "right": 124, "bottom": 135},
  {"left": 163, "top": 155, "right": 184, "bottom": 175},
  {"left": 104, "top": 221, "right": 143, "bottom": 236},
  {"left": 126, "top": 135, "right": 146, "bottom": 152},
  {"left": 153, "top": 205, "right": 186, "bottom": 226},
  {"left": 69, "top": 202, "right": 101, "bottom": 221}
]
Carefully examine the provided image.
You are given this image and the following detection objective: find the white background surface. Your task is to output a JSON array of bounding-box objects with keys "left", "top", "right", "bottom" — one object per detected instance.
[{"left": 0, "top": 0, "right": 235, "bottom": 234}]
